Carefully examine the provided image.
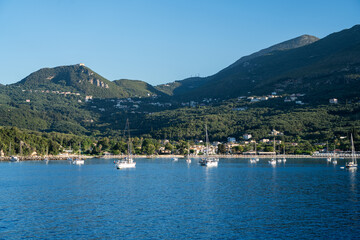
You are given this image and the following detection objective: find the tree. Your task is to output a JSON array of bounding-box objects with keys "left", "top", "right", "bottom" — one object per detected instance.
[
  {"left": 165, "top": 142, "right": 173, "bottom": 152},
  {"left": 218, "top": 144, "right": 226, "bottom": 154}
]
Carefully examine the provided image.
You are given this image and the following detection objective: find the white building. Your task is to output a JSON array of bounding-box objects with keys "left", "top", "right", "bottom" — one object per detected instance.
[
  {"left": 243, "top": 134, "right": 252, "bottom": 140},
  {"left": 329, "top": 98, "right": 338, "bottom": 104}
]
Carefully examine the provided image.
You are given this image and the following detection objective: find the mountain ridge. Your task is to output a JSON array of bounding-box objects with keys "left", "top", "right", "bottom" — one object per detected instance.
[
  {"left": 164, "top": 24, "right": 360, "bottom": 102},
  {"left": 155, "top": 34, "right": 320, "bottom": 96},
  {"left": 13, "top": 64, "right": 161, "bottom": 98}
]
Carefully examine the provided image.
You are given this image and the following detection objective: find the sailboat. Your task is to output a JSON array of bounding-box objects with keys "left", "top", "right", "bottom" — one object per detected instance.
[
  {"left": 250, "top": 141, "right": 259, "bottom": 163},
  {"left": 282, "top": 143, "right": 287, "bottom": 163},
  {"left": 345, "top": 134, "right": 357, "bottom": 168},
  {"left": 332, "top": 144, "right": 337, "bottom": 165},
  {"left": 44, "top": 146, "right": 49, "bottom": 163},
  {"left": 268, "top": 138, "right": 277, "bottom": 165},
  {"left": 326, "top": 141, "right": 332, "bottom": 162},
  {"left": 199, "top": 125, "right": 219, "bottom": 167},
  {"left": 116, "top": 119, "right": 136, "bottom": 169},
  {"left": 186, "top": 142, "right": 191, "bottom": 163},
  {"left": 9, "top": 142, "right": 19, "bottom": 162},
  {"left": 72, "top": 143, "right": 84, "bottom": 165}
]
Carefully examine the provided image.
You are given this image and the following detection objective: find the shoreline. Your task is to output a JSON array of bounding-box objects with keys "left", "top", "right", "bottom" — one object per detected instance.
[{"left": 0, "top": 154, "right": 356, "bottom": 161}]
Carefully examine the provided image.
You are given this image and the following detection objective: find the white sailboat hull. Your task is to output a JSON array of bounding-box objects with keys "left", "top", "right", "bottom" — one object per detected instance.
[
  {"left": 268, "top": 159, "right": 277, "bottom": 165},
  {"left": 345, "top": 163, "right": 357, "bottom": 168},
  {"left": 199, "top": 158, "right": 219, "bottom": 167},
  {"left": 116, "top": 161, "right": 136, "bottom": 169},
  {"left": 73, "top": 159, "right": 84, "bottom": 165},
  {"left": 203, "top": 161, "right": 218, "bottom": 167}
]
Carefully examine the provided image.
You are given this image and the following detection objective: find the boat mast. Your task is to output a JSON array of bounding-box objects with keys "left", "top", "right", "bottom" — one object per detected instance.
[
  {"left": 188, "top": 142, "right": 190, "bottom": 158},
  {"left": 255, "top": 141, "right": 257, "bottom": 156},
  {"left": 205, "top": 125, "right": 209, "bottom": 157},
  {"left": 351, "top": 134, "right": 356, "bottom": 164},
  {"left": 273, "top": 136, "right": 276, "bottom": 159},
  {"left": 126, "top": 119, "right": 132, "bottom": 158}
]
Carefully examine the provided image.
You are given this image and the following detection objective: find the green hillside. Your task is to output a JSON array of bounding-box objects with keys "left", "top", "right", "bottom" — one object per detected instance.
[
  {"left": 0, "top": 25, "right": 359, "bottom": 151},
  {"left": 164, "top": 25, "right": 360, "bottom": 103},
  {"left": 156, "top": 34, "right": 319, "bottom": 97},
  {"left": 14, "top": 64, "right": 162, "bottom": 99},
  {"left": 113, "top": 79, "right": 165, "bottom": 97}
]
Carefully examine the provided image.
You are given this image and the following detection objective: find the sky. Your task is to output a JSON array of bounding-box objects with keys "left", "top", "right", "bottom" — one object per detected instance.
[{"left": 0, "top": 0, "right": 359, "bottom": 86}]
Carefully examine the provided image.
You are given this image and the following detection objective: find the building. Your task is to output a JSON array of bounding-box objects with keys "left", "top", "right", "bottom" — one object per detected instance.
[
  {"left": 227, "top": 137, "right": 236, "bottom": 143},
  {"left": 329, "top": 98, "right": 338, "bottom": 104},
  {"left": 243, "top": 134, "right": 252, "bottom": 140},
  {"left": 85, "top": 96, "right": 93, "bottom": 102},
  {"left": 271, "top": 129, "right": 281, "bottom": 136}
]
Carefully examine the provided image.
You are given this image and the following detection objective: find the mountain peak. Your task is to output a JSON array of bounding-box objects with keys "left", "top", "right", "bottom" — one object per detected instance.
[{"left": 226, "top": 34, "right": 319, "bottom": 69}]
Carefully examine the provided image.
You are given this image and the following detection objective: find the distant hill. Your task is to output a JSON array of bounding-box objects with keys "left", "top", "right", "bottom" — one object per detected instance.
[
  {"left": 113, "top": 79, "right": 164, "bottom": 97},
  {"left": 156, "top": 34, "right": 319, "bottom": 96},
  {"left": 14, "top": 64, "right": 161, "bottom": 98},
  {"left": 225, "top": 34, "right": 319, "bottom": 70},
  {"left": 159, "top": 25, "right": 360, "bottom": 103}
]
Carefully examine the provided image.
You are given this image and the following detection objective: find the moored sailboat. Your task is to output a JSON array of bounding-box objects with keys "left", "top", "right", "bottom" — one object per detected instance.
[
  {"left": 116, "top": 119, "right": 136, "bottom": 169},
  {"left": 332, "top": 144, "right": 337, "bottom": 165},
  {"left": 186, "top": 142, "right": 191, "bottom": 163},
  {"left": 72, "top": 143, "right": 84, "bottom": 165},
  {"left": 199, "top": 125, "right": 219, "bottom": 167},
  {"left": 250, "top": 141, "right": 259, "bottom": 163},
  {"left": 268, "top": 137, "right": 277, "bottom": 165},
  {"left": 345, "top": 134, "right": 357, "bottom": 169}
]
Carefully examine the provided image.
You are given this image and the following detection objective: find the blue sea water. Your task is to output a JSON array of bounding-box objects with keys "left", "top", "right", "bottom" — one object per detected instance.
[{"left": 0, "top": 158, "right": 359, "bottom": 239}]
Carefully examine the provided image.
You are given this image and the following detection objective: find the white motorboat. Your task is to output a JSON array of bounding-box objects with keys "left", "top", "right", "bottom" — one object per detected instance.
[
  {"left": 10, "top": 156, "right": 19, "bottom": 162},
  {"left": 8, "top": 143, "right": 19, "bottom": 162}
]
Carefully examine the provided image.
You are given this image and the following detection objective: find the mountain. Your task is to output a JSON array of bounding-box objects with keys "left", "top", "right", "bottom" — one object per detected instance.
[
  {"left": 225, "top": 34, "right": 319, "bottom": 70},
  {"left": 156, "top": 34, "right": 319, "bottom": 96},
  {"left": 159, "top": 25, "right": 360, "bottom": 103},
  {"left": 14, "top": 64, "right": 161, "bottom": 98},
  {"left": 113, "top": 79, "right": 164, "bottom": 97}
]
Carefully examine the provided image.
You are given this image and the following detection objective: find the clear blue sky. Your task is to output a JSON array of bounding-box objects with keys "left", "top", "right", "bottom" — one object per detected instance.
[{"left": 0, "top": 0, "right": 359, "bottom": 86}]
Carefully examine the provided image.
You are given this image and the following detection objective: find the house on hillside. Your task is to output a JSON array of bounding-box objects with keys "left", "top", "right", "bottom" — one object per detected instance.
[
  {"left": 243, "top": 134, "right": 252, "bottom": 140},
  {"left": 329, "top": 98, "right": 338, "bottom": 104}
]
